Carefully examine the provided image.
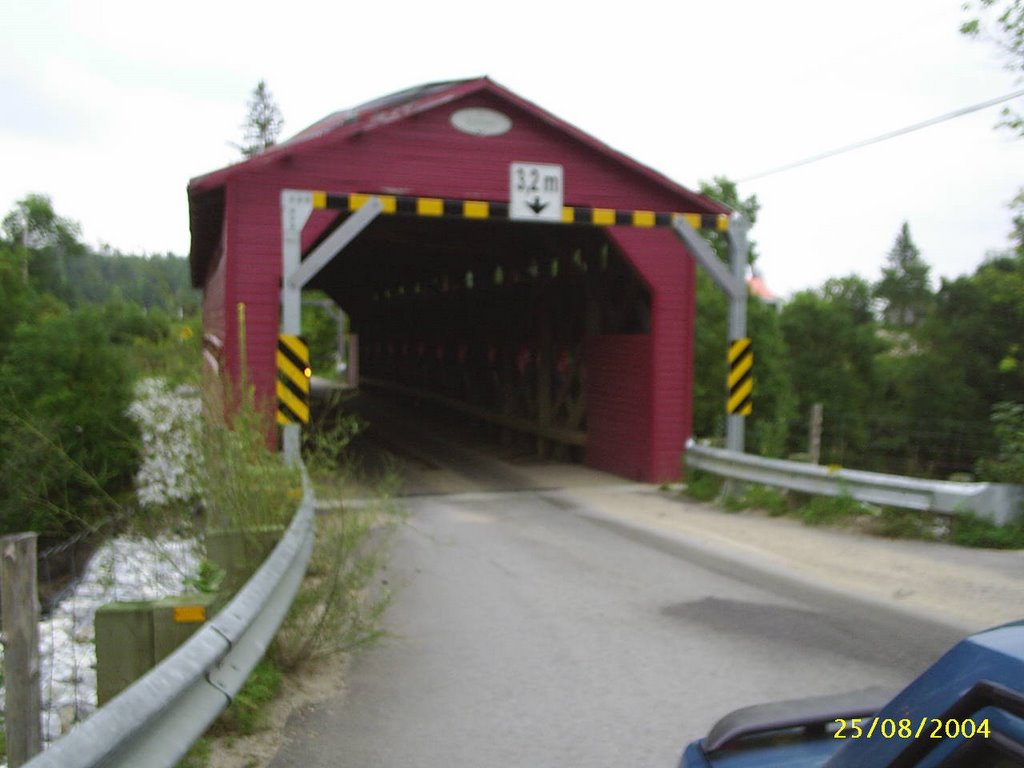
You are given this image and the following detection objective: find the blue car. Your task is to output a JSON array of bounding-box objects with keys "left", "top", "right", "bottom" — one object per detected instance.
[{"left": 681, "top": 620, "right": 1024, "bottom": 767}]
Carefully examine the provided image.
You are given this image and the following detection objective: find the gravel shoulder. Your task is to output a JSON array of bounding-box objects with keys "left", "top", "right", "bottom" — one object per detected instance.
[
  {"left": 563, "top": 484, "right": 1024, "bottom": 633},
  {"left": 206, "top": 653, "right": 350, "bottom": 768}
]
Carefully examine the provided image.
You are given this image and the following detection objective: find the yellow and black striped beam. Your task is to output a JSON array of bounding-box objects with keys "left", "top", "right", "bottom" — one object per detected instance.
[
  {"left": 277, "top": 335, "right": 310, "bottom": 425},
  {"left": 727, "top": 337, "right": 753, "bottom": 416},
  {"left": 311, "top": 191, "right": 730, "bottom": 232}
]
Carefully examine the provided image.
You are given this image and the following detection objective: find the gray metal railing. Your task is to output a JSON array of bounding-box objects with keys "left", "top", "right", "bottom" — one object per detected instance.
[
  {"left": 25, "top": 476, "right": 316, "bottom": 768},
  {"left": 685, "top": 440, "right": 1023, "bottom": 525}
]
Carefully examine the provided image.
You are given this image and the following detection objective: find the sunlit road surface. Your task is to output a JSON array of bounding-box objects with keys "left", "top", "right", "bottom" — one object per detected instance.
[{"left": 267, "top": 397, "right": 966, "bottom": 767}]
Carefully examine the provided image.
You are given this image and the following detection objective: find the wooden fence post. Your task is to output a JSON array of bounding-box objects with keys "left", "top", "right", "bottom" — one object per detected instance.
[
  {"left": 809, "top": 403, "right": 823, "bottom": 465},
  {"left": 2, "top": 532, "right": 42, "bottom": 766}
]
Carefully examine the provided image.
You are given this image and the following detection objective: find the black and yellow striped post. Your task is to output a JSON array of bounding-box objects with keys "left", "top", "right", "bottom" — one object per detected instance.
[
  {"left": 727, "top": 337, "right": 753, "bottom": 416},
  {"left": 276, "top": 335, "right": 310, "bottom": 425}
]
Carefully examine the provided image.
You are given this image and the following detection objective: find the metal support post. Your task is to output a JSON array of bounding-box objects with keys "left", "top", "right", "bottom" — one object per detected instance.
[
  {"left": 671, "top": 216, "right": 745, "bottom": 301},
  {"left": 670, "top": 212, "right": 750, "bottom": 456},
  {"left": 280, "top": 191, "right": 383, "bottom": 464},
  {"left": 725, "top": 214, "right": 749, "bottom": 455},
  {"left": 280, "top": 190, "right": 315, "bottom": 466}
]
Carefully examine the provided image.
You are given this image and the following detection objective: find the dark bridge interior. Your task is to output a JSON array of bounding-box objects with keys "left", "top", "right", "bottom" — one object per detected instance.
[{"left": 306, "top": 216, "right": 652, "bottom": 459}]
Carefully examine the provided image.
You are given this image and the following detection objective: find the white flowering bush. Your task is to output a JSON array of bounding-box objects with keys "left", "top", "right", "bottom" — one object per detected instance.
[{"left": 127, "top": 378, "right": 201, "bottom": 508}]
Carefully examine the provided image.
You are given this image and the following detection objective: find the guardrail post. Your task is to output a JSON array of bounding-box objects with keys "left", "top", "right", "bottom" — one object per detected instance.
[{"left": 2, "top": 532, "right": 42, "bottom": 766}]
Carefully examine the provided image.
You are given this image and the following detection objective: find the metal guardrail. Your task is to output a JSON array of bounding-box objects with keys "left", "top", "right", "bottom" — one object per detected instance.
[
  {"left": 685, "top": 440, "right": 1024, "bottom": 526},
  {"left": 25, "top": 475, "right": 316, "bottom": 768}
]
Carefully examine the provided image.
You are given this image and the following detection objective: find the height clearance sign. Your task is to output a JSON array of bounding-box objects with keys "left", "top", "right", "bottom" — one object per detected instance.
[{"left": 509, "top": 162, "right": 563, "bottom": 222}]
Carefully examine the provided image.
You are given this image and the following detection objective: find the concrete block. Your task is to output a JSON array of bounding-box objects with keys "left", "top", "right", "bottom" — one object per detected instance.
[
  {"left": 95, "top": 601, "right": 155, "bottom": 706},
  {"left": 206, "top": 526, "right": 283, "bottom": 592},
  {"left": 151, "top": 593, "right": 219, "bottom": 663}
]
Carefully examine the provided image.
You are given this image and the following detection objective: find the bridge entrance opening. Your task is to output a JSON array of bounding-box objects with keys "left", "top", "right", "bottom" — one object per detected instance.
[{"left": 307, "top": 214, "right": 652, "bottom": 464}]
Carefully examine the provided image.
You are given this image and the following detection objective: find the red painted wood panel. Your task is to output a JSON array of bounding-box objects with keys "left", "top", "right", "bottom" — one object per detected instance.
[
  {"left": 584, "top": 335, "right": 652, "bottom": 480},
  {"left": 271, "top": 91, "right": 704, "bottom": 217},
  {"left": 607, "top": 227, "right": 695, "bottom": 482}
]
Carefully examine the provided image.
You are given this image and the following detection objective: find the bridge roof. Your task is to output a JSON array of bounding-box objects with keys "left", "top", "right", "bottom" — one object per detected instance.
[{"left": 187, "top": 76, "right": 730, "bottom": 286}]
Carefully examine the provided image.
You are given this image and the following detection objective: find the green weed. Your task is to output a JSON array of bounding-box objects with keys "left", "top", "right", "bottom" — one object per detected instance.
[
  {"left": 273, "top": 497, "right": 400, "bottom": 670},
  {"left": 174, "top": 737, "right": 210, "bottom": 768},
  {"left": 871, "top": 507, "right": 937, "bottom": 540},
  {"left": 722, "top": 491, "right": 749, "bottom": 513},
  {"left": 183, "top": 559, "right": 225, "bottom": 594},
  {"left": 741, "top": 484, "right": 789, "bottom": 516},
  {"left": 949, "top": 511, "right": 1024, "bottom": 549},
  {"left": 798, "top": 492, "right": 865, "bottom": 526},
  {"left": 216, "top": 658, "right": 282, "bottom": 736},
  {"left": 684, "top": 469, "right": 723, "bottom": 502}
]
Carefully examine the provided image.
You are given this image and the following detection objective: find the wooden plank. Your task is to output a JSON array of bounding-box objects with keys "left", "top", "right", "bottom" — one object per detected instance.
[
  {"left": 2, "top": 532, "right": 41, "bottom": 766},
  {"left": 362, "top": 376, "right": 586, "bottom": 447},
  {"left": 536, "top": 313, "right": 552, "bottom": 458}
]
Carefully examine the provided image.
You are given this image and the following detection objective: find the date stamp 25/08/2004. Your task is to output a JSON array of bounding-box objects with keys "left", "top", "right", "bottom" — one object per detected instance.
[{"left": 833, "top": 718, "right": 991, "bottom": 740}]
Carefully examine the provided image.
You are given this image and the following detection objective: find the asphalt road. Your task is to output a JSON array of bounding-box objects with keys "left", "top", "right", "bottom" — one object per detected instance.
[{"left": 267, "top": 484, "right": 962, "bottom": 768}]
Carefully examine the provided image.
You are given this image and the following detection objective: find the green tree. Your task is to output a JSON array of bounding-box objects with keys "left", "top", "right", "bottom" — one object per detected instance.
[
  {"left": 1, "top": 193, "right": 81, "bottom": 251},
  {"left": 961, "top": 0, "right": 1024, "bottom": 134},
  {"left": 886, "top": 248, "right": 1024, "bottom": 476},
  {"left": 0, "top": 195, "right": 205, "bottom": 535},
  {"left": 0, "top": 243, "right": 38, "bottom": 356},
  {"left": 959, "top": 4, "right": 1024, "bottom": 481},
  {"left": 746, "top": 296, "right": 797, "bottom": 457},
  {"left": 977, "top": 401, "right": 1024, "bottom": 482},
  {"left": 691, "top": 177, "right": 794, "bottom": 455},
  {"left": 302, "top": 296, "right": 344, "bottom": 376},
  {"left": 780, "top": 275, "right": 882, "bottom": 465},
  {"left": 1, "top": 193, "right": 86, "bottom": 299},
  {"left": 236, "top": 79, "right": 284, "bottom": 158},
  {"left": 698, "top": 176, "right": 761, "bottom": 265},
  {"left": 874, "top": 222, "right": 932, "bottom": 328},
  {"left": 692, "top": 268, "right": 728, "bottom": 440},
  {"left": 0, "top": 306, "right": 139, "bottom": 534}
]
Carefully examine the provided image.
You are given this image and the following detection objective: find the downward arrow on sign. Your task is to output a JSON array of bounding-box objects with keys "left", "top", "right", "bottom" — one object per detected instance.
[{"left": 527, "top": 197, "right": 548, "bottom": 215}]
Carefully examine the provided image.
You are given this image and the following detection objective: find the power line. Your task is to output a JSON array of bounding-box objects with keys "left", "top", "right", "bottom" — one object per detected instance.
[{"left": 739, "top": 88, "right": 1024, "bottom": 182}]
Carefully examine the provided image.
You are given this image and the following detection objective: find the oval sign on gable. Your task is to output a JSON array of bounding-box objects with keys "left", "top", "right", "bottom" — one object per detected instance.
[{"left": 450, "top": 107, "right": 512, "bottom": 137}]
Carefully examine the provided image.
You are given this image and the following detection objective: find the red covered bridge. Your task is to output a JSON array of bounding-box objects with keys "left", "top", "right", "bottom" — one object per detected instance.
[{"left": 187, "top": 77, "right": 732, "bottom": 482}]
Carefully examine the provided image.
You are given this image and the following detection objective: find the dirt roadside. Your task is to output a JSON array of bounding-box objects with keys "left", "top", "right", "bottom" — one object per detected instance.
[{"left": 565, "top": 484, "right": 1024, "bottom": 633}]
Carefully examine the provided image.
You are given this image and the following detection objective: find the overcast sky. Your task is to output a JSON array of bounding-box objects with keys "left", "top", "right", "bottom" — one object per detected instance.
[{"left": 2, "top": 0, "right": 1021, "bottom": 298}]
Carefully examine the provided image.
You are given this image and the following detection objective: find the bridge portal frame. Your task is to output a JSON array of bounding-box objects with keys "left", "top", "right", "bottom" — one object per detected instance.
[{"left": 279, "top": 189, "right": 750, "bottom": 467}]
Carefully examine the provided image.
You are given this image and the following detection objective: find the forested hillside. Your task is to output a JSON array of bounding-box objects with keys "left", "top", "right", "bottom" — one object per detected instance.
[
  {"left": 0, "top": 194, "right": 201, "bottom": 538},
  {"left": 694, "top": 180, "right": 1024, "bottom": 481}
]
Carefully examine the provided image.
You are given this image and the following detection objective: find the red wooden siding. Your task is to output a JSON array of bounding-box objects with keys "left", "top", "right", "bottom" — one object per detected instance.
[
  {"left": 275, "top": 92, "right": 700, "bottom": 216},
  {"left": 585, "top": 335, "right": 652, "bottom": 480},
  {"left": 607, "top": 227, "right": 695, "bottom": 482}
]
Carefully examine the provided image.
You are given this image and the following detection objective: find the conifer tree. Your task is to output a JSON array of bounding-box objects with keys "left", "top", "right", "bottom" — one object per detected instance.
[
  {"left": 874, "top": 222, "right": 932, "bottom": 328},
  {"left": 237, "top": 79, "right": 284, "bottom": 158}
]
